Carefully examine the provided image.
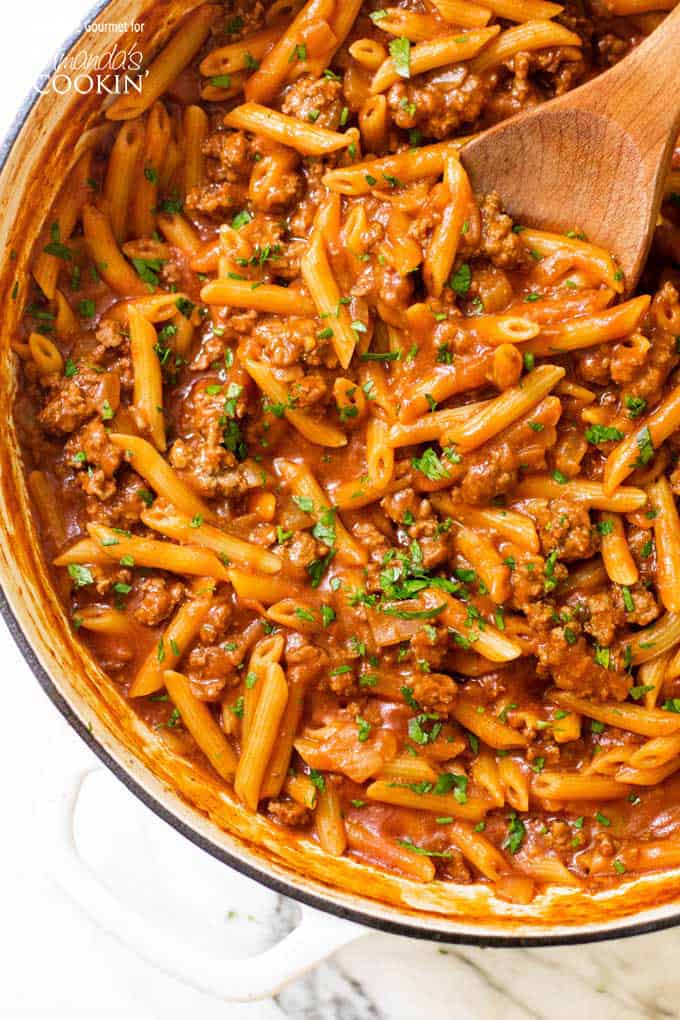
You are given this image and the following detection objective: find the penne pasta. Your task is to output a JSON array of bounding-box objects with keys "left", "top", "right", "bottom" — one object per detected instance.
[
  {"left": 224, "top": 102, "right": 353, "bottom": 156},
  {"left": 243, "top": 359, "right": 348, "bottom": 447},
  {"left": 366, "top": 779, "right": 490, "bottom": 822},
  {"left": 470, "top": 20, "right": 582, "bottom": 75},
  {"left": 141, "top": 501, "right": 282, "bottom": 574},
  {"left": 107, "top": 5, "right": 218, "bottom": 120},
  {"left": 129, "top": 305, "right": 166, "bottom": 451},
  {"left": 315, "top": 781, "right": 348, "bottom": 856},
  {"left": 371, "top": 28, "right": 500, "bottom": 93},
  {"left": 604, "top": 385, "right": 680, "bottom": 494},
  {"left": 275, "top": 458, "right": 367, "bottom": 566},
  {"left": 108, "top": 434, "right": 212, "bottom": 521},
  {"left": 300, "top": 229, "right": 358, "bottom": 369},
  {"left": 551, "top": 690, "right": 680, "bottom": 737},
  {"left": 441, "top": 364, "right": 565, "bottom": 452},
  {"left": 130, "top": 580, "right": 216, "bottom": 697},
  {"left": 86, "top": 523, "right": 231, "bottom": 581},
  {"left": 164, "top": 669, "right": 238, "bottom": 780},
  {"left": 234, "top": 662, "right": 288, "bottom": 810}
]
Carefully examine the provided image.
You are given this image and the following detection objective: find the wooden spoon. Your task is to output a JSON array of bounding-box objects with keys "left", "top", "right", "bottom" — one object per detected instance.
[{"left": 461, "top": 9, "right": 680, "bottom": 293}]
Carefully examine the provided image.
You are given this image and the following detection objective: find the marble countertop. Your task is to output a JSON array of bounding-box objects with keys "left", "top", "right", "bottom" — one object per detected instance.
[{"left": 3, "top": 4, "right": 680, "bottom": 1016}]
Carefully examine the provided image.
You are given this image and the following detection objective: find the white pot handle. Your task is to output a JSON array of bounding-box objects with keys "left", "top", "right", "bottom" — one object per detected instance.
[{"left": 51, "top": 766, "right": 366, "bottom": 1001}]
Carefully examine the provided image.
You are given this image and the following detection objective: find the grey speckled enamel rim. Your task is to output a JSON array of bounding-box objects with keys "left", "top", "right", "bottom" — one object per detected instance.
[{"left": 2, "top": 2, "right": 680, "bottom": 951}]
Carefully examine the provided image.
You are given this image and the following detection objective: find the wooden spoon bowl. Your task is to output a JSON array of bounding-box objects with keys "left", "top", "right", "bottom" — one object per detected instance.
[{"left": 461, "top": 9, "right": 680, "bottom": 293}]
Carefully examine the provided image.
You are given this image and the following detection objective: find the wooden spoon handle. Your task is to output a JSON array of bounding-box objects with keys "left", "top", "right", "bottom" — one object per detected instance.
[{"left": 570, "top": 6, "right": 680, "bottom": 144}]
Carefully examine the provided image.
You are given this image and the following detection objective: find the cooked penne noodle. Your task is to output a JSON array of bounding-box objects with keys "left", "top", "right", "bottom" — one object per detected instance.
[
  {"left": 428, "top": 0, "right": 493, "bottom": 25},
  {"left": 366, "top": 779, "right": 490, "bottom": 822},
  {"left": 105, "top": 119, "right": 145, "bottom": 242},
  {"left": 551, "top": 689, "right": 680, "bottom": 737},
  {"left": 639, "top": 652, "right": 671, "bottom": 710},
  {"left": 454, "top": 526, "right": 511, "bottom": 604},
  {"left": 275, "top": 458, "right": 367, "bottom": 566},
  {"left": 183, "top": 104, "right": 209, "bottom": 195},
  {"left": 629, "top": 734, "right": 680, "bottom": 771},
  {"left": 157, "top": 211, "right": 203, "bottom": 256},
  {"left": 514, "top": 475, "right": 647, "bottom": 512},
  {"left": 243, "top": 0, "right": 334, "bottom": 103},
  {"left": 498, "top": 756, "right": 530, "bottom": 812},
  {"left": 76, "top": 606, "right": 136, "bottom": 637},
  {"left": 449, "top": 821, "right": 508, "bottom": 881},
  {"left": 470, "top": 750, "right": 505, "bottom": 807},
  {"left": 82, "top": 204, "right": 147, "bottom": 296},
  {"left": 519, "top": 857, "right": 582, "bottom": 887},
  {"left": 599, "top": 512, "right": 639, "bottom": 586},
  {"left": 285, "top": 773, "right": 318, "bottom": 810},
  {"left": 315, "top": 781, "right": 348, "bottom": 856},
  {"left": 379, "top": 755, "right": 440, "bottom": 785},
  {"left": 649, "top": 475, "right": 680, "bottom": 612},
  {"left": 322, "top": 141, "right": 461, "bottom": 195},
  {"left": 128, "top": 102, "right": 172, "bottom": 235},
  {"left": 261, "top": 675, "right": 308, "bottom": 798},
  {"left": 107, "top": 5, "right": 218, "bottom": 120},
  {"left": 441, "top": 364, "right": 565, "bottom": 452},
  {"left": 423, "top": 157, "right": 473, "bottom": 297},
  {"left": 457, "top": 314, "right": 541, "bottom": 345},
  {"left": 470, "top": 21, "right": 582, "bottom": 75},
  {"left": 522, "top": 295, "right": 651, "bottom": 357},
  {"left": 234, "top": 661, "right": 288, "bottom": 810},
  {"left": 472, "top": 0, "right": 564, "bottom": 18},
  {"left": 604, "top": 385, "right": 680, "bottom": 494},
  {"left": 86, "top": 523, "right": 231, "bottom": 581},
  {"left": 201, "top": 277, "right": 315, "bottom": 315},
  {"left": 442, "top": 597, "right": 523, "bottom": 662},
  {"left": 108, "top": 434, "right": 212, "bottom": 520},
  {"left": 533, "top": 772, "right": 632, "bottom": 801},
  {"left": 164, "top": 669, "right": 238, "bottom": 780},
  {"left": 345, "top": 818, "right": 435, "bottom": 881},
  {"left": 628, "top": 612, "right": 680, "bottom": 665},
  {"left": 242, "top": 634, "right": 285, "bottom": 745},
  {"left": 200, "top": 24, "right": 283, "bottom": 77},
  {"left": 374, "top": 10, "right": 446, "bottom": 41},
  {"left": 141, "top": 501, "right": 282, "bottom": 574},
  {"left": 28, "top": 471, "right": 66, "bottom": 549},
  {"left": 616, "top": 758, "right": 680, "bottom": 786},
  {"left": 431, "top": 494, "right": 540, "bottom": 552},
  {"left": 358, "top": 95, "right": 389, "bottom": 153},
  {"left": 224, "top": 102, "right": 353, "bottom": 156},
  {"left": 453, "top": 696, "right": 529, "bottom": 749},
  {"left": 53, "top": 538, "right": 110, "bottom": 567},
  {"left": 387, "top": 400, "right": 491, "bottom": 447},
  {"left": 227, "top": 568, "right": 294, "bottom": 605},
  {"left": 33, "top": 151, "right": 92, "bottom": 300},
  {"left": 243, "top": 359, "right": 347, "bottom": 447},
  {"left": 334, "top": 418, "right": 394, "bottom": 509},
  {"left": 552, "top": 709, "right": 582, "bottom": 744},
  {"left": 300, "top": 229, "right": 357, "bottom": 369},
  {"left": 518, "top": 227, "right": 624, "bottom": 293},
  {"left": 130, "top": 580, "right": 216, "bottom": 697},
  {"left": 371, "top": 28, "right": 500, "bottom": 93},
  {"left": 128, "top": 305, "right": 166, "bottom": 451},
  {"left": 28, "top": 333, "right": 63, "bottom": 375}
]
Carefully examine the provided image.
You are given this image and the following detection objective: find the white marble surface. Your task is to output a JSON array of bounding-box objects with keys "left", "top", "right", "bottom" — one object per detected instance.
[{"left": 3, "top": 3, "right": 680, "bottom": 1016}]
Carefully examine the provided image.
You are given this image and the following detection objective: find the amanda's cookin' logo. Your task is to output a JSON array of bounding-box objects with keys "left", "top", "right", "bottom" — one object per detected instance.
[{"left": 34, "top": 22, "right": 148, "bottom": 95}]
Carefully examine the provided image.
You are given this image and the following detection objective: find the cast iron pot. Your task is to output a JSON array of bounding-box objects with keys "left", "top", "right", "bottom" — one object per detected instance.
[{"left": 1, "top": 0, "right": 679, "bottom": 1000}]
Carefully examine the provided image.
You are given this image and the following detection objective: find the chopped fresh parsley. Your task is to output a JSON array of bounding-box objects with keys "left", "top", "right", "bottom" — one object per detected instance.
[{"left": 389, "top": 36, "right": 411, "bottom": 78}]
